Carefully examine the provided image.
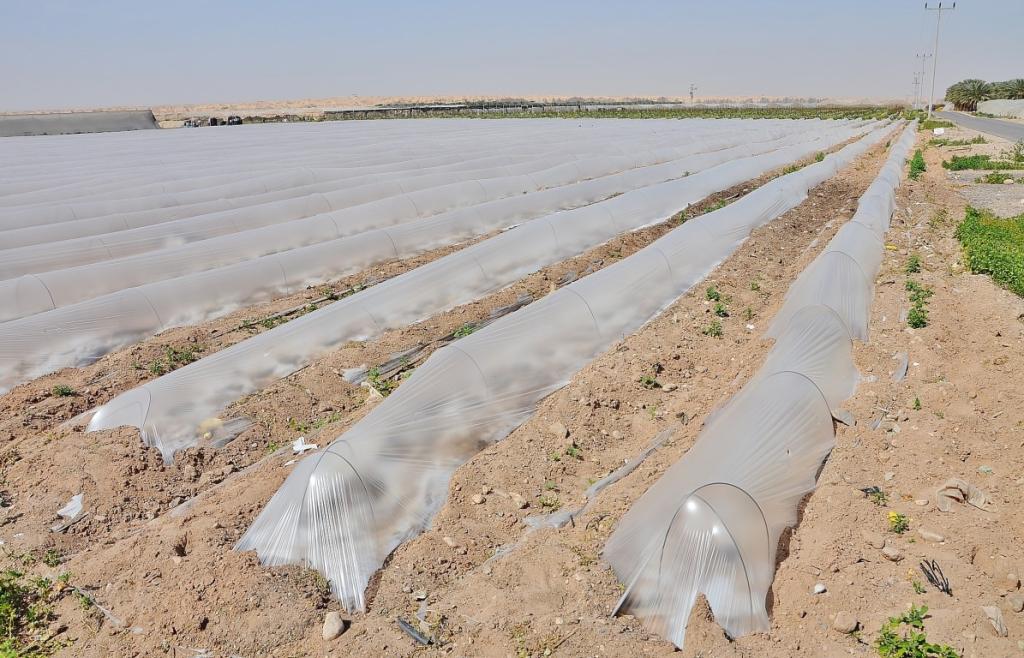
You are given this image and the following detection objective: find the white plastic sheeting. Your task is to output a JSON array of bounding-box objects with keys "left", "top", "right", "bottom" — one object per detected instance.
[
  {"left": 0, "top": 149, "right": 686, "bottom": 279},
  {"left": 84, "top": 121, "right": 878, "bottom": 462},
  {"left": 0, "top": 124, "right": 843, "bottom": 390},
  {"left": 0, "top": 123, "right": 822, "bottom": 321},
  {"left": 0, "top": 119, "right": 771, "bottom": 229},
  {"left": 232, "top": 123, "right": 896, "bottom": 612},
  {"left": 603, "top": 123, "right": 916, "bottom": 650}
]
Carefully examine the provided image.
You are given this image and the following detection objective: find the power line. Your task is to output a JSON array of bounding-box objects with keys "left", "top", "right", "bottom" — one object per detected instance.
[{"left": 924, "top": 2, "right": 956, "bottom": 118}]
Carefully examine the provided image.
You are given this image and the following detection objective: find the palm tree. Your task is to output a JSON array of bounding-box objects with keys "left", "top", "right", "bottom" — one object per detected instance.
[
  {"left": 945, "top": 79, "right": 993, "bottom": 111},
  {"left": 994, "top": 79, "right": 1024, "bottom": 100}
]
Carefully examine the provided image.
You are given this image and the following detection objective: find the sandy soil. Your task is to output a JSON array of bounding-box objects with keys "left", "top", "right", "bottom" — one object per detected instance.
[{"left": 1, "top": 125, "right": 1021, "bottom": 658}]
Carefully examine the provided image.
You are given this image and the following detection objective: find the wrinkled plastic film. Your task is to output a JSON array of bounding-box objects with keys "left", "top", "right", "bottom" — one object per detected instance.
[
  {"left": 1, "top": 129, "right": 833, "bottom": 390},
  {"left": 84, "top": 121, "right": 879, "bottom": 460},
  {"left": 0, "top": 122, "right": 827, "bottom": 321},
  {"left": 233, "top": 124, "right": 893, "bottom": 612},
  {"left": 603, "top": 123, "right": 917, "bottom": 650}
]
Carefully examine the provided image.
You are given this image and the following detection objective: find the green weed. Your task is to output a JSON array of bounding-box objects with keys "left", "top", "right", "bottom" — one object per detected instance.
[
  {"left": 638, "top": 375, "right": 661, "bottom": 390},
  {"left": 888, "top": 511, "right": 910, "bottom": 534},
  {"left": 49, "top": 385, "right": 75, "bottom": 398},
  {"left": 875, "top": 605, "right": 958, "bottom": 658},
  {"left": 909, "top": 150, "right": 926, "bottom": 180},
  {"left": 702, "top": 320, "right": 723, "bottom": 338}
]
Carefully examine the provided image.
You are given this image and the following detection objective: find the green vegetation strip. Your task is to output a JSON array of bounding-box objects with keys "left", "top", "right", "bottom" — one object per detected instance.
[
  {"left": 956, "top": 207, "right": 1024, "bottom": 296},
  {"left": 942, "top": 154, "right": 1023, "bottom": 171}
]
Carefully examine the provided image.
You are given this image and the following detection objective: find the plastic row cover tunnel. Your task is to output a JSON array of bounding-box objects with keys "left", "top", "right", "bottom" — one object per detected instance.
[
  {"left": 0, "top": 123, "right": 845, "bottom": 391},
  {"left": 232, "top": 123, "right": 896, "bottom": 612},
  {"left": 0, "top": 120, "right": 698, "bottom": 225},
  {"left": 0, "top": 120, "right": 741, "bottom": 243},
  {"left": 0, "top": 121, "right": 821, "bottom": 320},
  {"left": 84, "top": 121, "right": 881, "bottom": 461},
  {"left": 0, "top": 124, "right": 758, "bottom": 250},
  {"left": 602, "top": 122, "right": 917, "bottom": 650},
  {"left": 0, "top": 119, "right": 761, "bottom": 205},
  {"left": 1, "top": 127, "right": 729, "bottom": 280}
]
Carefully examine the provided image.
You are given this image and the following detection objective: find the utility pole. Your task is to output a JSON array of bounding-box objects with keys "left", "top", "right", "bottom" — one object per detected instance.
[
  {"left": 912, "top": 73, "right": 922, "bottom": 110},
  {"left": 915, "top": 53, "right": 932, "bottom": 109},
  {"left": 689, "top": 84, "right": 697, "bottom": 104},
  {"left": 924, "top": 2, "right": 955, "bottom": 118}
]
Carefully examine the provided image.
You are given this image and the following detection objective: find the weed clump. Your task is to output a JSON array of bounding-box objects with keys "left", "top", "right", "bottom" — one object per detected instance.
[
  {"left": 0, "top": 570, "right": 63, "bottom": 656},
  {"left": 905, "top": 254, "right": 922, "bottom": 274},
  {"left": 875, "top": 605, "right": 958, "bottom": 658},
  {"left": 888, "top": 511, "right": 910, "bottom": 534},
  {"left": 702, "top": 320, "right": 723, "bottom": 338},
  {"left": 50, "top": 385, "right": 75, "bottom": 398},
  {"left": 942, "top": 154, "right": 1022, "bottom": 171},
  {"left": 928, "top": 135, "right": 986, "bottom": 147},
  {"left": 977, "top": 171, "right": 1019, "bottom": 184},
  {"left": 905, "top": 279, "right": 934, "bottom": 328},
  {"left": 909, "top": 150, "right": 926, "bottom": 180},
  {"left": 956, "top": 207, "right": 1024, "bottom": 296}
]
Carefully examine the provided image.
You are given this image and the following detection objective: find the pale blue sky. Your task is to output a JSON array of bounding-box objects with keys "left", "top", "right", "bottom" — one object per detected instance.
[{"left": 1, "top": 0, "right": 1021, "bottom": 111}]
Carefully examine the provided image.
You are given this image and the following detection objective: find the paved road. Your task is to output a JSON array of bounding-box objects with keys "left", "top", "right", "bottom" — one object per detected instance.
[{"left": 935, "top": 111, "right": 1024, "bottom": 142}]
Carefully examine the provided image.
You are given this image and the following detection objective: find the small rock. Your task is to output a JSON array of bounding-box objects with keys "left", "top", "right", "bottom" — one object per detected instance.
[
  {"left": 171, "top": 556, "right": 182, "bottom": 566},
  {"left": 917, "top": 529, "right": 945, "bottom": 543},
  {"left": 813, "top": 583, "right": 827, "bottom": 594},
  {"left": 322, "top": 611, "right": 347, "bottom": 640},
  {"left": 862, "top": 531, "right": 886, "bottom": 549},
  {"left": 882, "top": 546, "right": 903, "bottom": 562},
  {"left": 1008, "top": 594, "right": 1024, "bottom": 613},
  {"left": 883, "top": 471, "right": 895, "bottom": 481},
  {"left": 1004, "top": 573, "right": 1020, "bottom": 591},
  {"left": 554, "top": 617, "right": 564, "bottom": 626},
  {"left": 914, "top": 499, "right": 929, "bottom": 507},
  {"left": 414, "top": 590, "right": 427, "bottom": 601},
  {"left": 662, "top": 383, "right": 678, "bottom": 392},
  {"left": 471, "top": 494, "right": 485, "bottom": 505},
  {"left": 549, "top": 422, "right": 569, "bottom": 439},
  {"left": 833, "top": 611, "right": 859, "bottom": 634},
  {"left": 510, "top": 493, "right": 528, "bottom": 510},
  {"left": 611, "top": 430, "right": 623, "bottom": 440},
  {"left": 978, "top": 465, "right": 994, "bottom": 475},
  {"left": 442, "top": 536, "right": 456, "bottom": 548}
]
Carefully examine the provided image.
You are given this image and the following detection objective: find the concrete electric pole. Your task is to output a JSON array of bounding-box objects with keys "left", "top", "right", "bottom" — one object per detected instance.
[
  {"left": 915, "top": 53, "right": 932, "bottom": 110},
  {"left": 924, "top": 2, "right": 955, "bottom": 118},
  {"left": 689, "top": 84, "right": 697, "bottom": 104}
]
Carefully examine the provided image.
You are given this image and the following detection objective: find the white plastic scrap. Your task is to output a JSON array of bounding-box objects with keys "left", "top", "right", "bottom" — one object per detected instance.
[
  {"left": 57, "top": 493, "right": 84, "bottom": 519},
  {"left": 51, "top": 493, "right": 85, "bottom": 531},
  {"left": 292, "top": 437, "right": 318, "bottom": 455}
]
